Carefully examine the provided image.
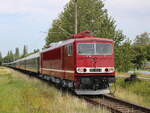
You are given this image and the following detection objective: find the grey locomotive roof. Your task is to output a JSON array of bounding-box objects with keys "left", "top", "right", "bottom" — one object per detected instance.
[
  {"left": 41, "top": 37, "right": 113, "bottom": 53},
  {"left": 41, "top": 39, "right": 75, "bottom": 53}
]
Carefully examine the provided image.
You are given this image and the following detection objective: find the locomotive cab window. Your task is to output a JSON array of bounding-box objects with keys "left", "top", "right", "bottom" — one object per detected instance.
[
  {"left": 78, "top": 43, "right": 112, "bottom": 55},
  {"left": 67, "top": 43, "right": 73, "bottom": 56}
]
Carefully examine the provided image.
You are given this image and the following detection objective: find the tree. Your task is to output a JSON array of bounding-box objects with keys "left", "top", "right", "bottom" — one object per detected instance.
[
  {"left": 9, "top": 50, "right": 14, "bottom": 62},
  {"left": 15, "top": 47, "right": 20, "bottom": 60},
  {"left": 45, "top": 0, "right": 125, "bottom": 46},
  {"left": 145, "top": 44, "right": 150, "bottom": 61},
  {"left": 131, "top": 32, "right": 150, "bottom": 69},
  {"left": 115, "top": 40, "right": 134, "bottom": 72},
  {"left": 131, "top": 45, "right": 147, "bottom": 69},
  {"left": 5, "top": 51, "right": 10, "bottom": 63},
  {"left": 133, "top": 32, "right": 150, "bottom": 46},
  {"left": 3, "top": 50, "right": 14, "bottom": 63},
  {"left": 33, "top": 49, "right": 40, "bottom": 53},
  {"left": 6, "top": 50, "right": 14, "bottom": 62},
  {"left": 22, "top": 45, "right": 28, "bottom": 57},
  {"left": 0, "top": 51, "right": 2, "bottom": 65}
]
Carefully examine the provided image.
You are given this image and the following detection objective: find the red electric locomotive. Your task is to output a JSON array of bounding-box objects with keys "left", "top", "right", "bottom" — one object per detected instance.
[
  {"left": 40, "top": 31, "right": 115, "bottom": 95},
  {"left": 5, "top": 31, "right": 115, "bottom": 95}
]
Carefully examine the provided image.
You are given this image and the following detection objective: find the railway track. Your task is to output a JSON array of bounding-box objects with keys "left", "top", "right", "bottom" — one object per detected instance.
[{"left": 83, "top": 95, "right": 150, "bottom": 113}]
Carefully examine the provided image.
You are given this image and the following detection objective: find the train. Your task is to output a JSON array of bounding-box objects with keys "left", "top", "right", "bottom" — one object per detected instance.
[{"left": 4, "top": 31, "right": 115, "bottom": 95}]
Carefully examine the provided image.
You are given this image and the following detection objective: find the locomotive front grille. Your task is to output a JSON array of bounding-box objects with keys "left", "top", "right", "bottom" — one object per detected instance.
[
  {"left": 89, "top": 68, "right": 102, "bottom": 72},
  {"left": 79, "top": 76, "right": 115, "bottom": 90},
  {"left": 77, "top": 67, "right": 115, "bottom": 73}
]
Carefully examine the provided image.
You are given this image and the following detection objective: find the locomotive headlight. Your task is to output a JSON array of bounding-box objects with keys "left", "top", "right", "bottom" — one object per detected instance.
[
  {"left": 77, "top": 68, "right": 88, "bottom": 73},
  {"left": 77, "top": 68, "right": 84, "bottom": 73},
  {"left": 105, "top": 68, "right": 109, "bottom": 72},
  {"left": 104, "top": 67, "right": 115, "bottom": 73},
  {"left": 108, "top": 67, "right": 115, "bottom": 72},
  {"left": 83, "top": 68, "right": 87, "bottom": 72}
]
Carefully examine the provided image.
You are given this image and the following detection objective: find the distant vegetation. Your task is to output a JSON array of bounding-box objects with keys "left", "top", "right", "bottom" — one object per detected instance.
[
  {"left": 0, "top": 67, "right": 109, "bottom": 113},
  {"left": 1, "top": 45, "right": 40, "bottom": 64},
  {"left": 116, "top": 32, "right": 150, "bottom": 72}
]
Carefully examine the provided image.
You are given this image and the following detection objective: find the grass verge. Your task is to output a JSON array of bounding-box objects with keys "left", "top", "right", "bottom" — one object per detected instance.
[
  {"left": 111, "top": 78, "right": 150, "bottom": 107},
  {"left": 0, "top": 67, "right": 109, "bottom": 113}
]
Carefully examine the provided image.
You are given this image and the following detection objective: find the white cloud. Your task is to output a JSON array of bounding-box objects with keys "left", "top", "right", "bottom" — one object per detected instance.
[
  {"left": 0, "top": 0, "right": 69, "bottom": 14},
  {"left": 105, "top": 0, "right": 150, "bottom": 17},
  {"left": 0, "top": 0, "right": 69, "bottom": 56},
  {"left": 104, "top": 0, "right": 150, "bottom": 39},
  {"left": 105, "top": 0, "right": 150, "bottom": 10},
  {"left": 0, "top": 0, "right": 149, "bottom": 49}
]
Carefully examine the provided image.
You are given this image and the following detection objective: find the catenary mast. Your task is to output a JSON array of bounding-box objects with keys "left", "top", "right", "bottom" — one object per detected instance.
[{"left": 75, "top": 0, "right": 78, "bottom": 34}]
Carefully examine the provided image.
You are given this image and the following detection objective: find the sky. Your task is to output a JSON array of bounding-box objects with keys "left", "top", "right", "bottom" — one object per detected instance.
[{"left": 0, "top": 0, "right": 150, "bottom": 56}]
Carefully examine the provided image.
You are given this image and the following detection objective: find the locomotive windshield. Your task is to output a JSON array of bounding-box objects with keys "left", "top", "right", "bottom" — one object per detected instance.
[{"left": 78, "top": 43, "right": 112, "bottom": 55}]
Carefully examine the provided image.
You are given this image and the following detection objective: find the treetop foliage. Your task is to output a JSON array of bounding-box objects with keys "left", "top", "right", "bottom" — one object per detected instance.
[
  {"left": 22, "top": 45, "right": 28, "bottom": 58},
  {"left": 2, "top": 46, "right": 40, "bottom": 63},
  {"left": 45, "top": 0, "right": 125, "bottom": 46},
  {"left": 15, "top": 48, "right": 20, "bottom": 60},
  {"left": 133, "top": 32, "right": 150, "bottom": 46}
]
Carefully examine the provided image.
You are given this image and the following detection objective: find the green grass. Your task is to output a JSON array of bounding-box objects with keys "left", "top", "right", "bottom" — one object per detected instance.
[
  {"left": 0, "top": 67, "right": 109, "bottom": 113},
  {"left": 111, "top": 78, "right": 150, "bottom": 107}
]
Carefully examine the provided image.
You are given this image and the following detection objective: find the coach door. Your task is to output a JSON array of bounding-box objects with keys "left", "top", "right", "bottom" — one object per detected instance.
[{"left": 63, "top": 43, "right": 75, "bottom": 80}]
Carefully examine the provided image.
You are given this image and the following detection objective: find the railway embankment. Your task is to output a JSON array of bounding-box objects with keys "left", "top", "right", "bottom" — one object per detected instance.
[{"left": 0, "top": 67, "right": 109, "bottom": 113}]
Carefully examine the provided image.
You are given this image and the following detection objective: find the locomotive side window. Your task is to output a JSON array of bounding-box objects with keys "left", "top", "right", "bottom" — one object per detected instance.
[
  {"left": 78, "top": 43, "right": 112, "bottom": 55},
  {"left": 67, "top": 43, "right": 73, "bottom": 56}
]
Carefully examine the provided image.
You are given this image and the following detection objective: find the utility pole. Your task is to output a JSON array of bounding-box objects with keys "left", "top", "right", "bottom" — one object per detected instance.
[{"left": 75, "top": 0, "right": 78, "bottom": 34}]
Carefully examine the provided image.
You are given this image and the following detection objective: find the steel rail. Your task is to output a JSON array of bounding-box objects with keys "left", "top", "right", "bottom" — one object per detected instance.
[{"left": 83, "top": 95, "right": 150, "bottom": 113}]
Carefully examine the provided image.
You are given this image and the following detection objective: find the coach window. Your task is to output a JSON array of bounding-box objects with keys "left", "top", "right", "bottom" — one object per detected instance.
[{"left": 67, "top": 43, "right": 73, "bottom": 56}]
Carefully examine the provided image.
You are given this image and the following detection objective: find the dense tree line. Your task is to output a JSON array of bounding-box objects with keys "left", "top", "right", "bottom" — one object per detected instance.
[
  {"left": 45, "top": 0, "right": 125, "bottom": 46},
  {"left": 116, "top": 32, "right": 150, "bottom": 71},
  {"left": 131, "top": 32, "right": 150, "bottom": 69},
  {"left": 2, "top": 45, "right": 39, "bottom": 64},
  {"left": 3, "top": 47, "right": 21, "bottom": 63}
]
